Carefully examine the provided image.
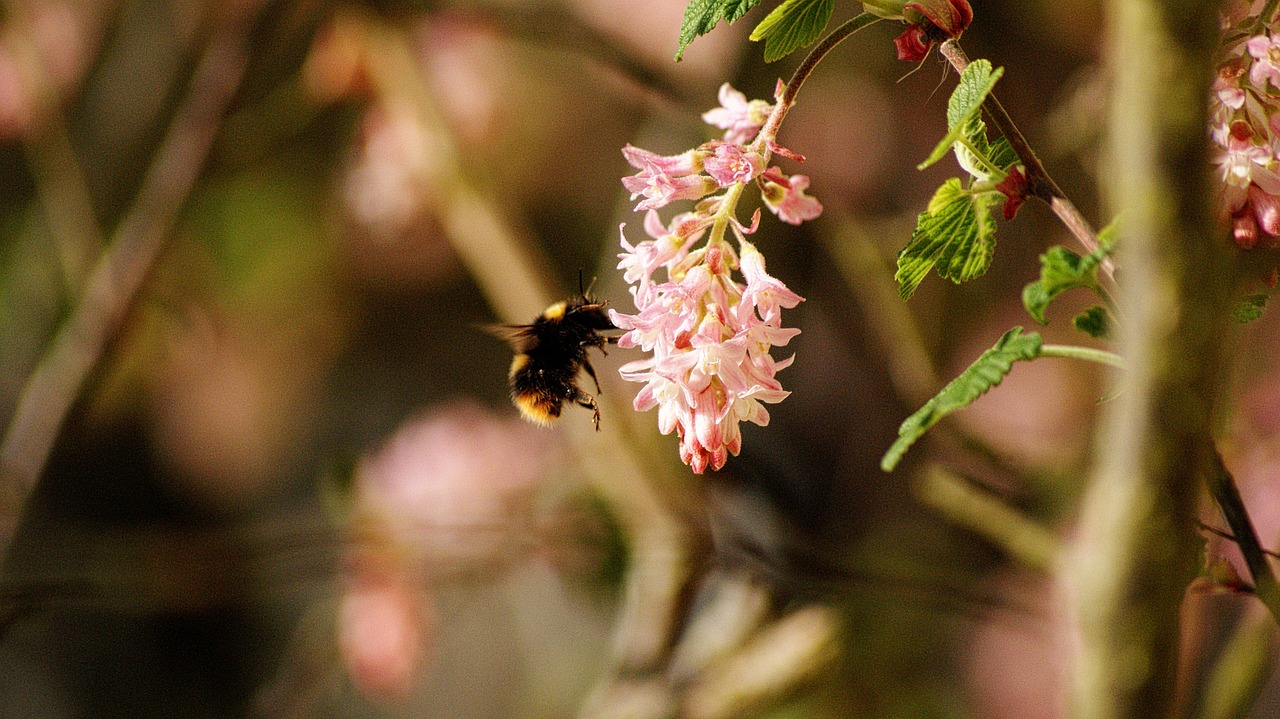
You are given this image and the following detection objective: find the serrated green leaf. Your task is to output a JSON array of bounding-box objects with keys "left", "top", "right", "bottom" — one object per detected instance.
[
  {"left": 1073, "top": 306, "right": 1110, "bottom": 338},
  {"left": 749, "top": 0, "right": 835, "bottom": 62},
  {"left": 677, "top": 0, "right": 763, "bottom": 60},
  {"left": 1022, "top": 239, "right": 1114, "bottom": 324},
  {"left": 896, "top": 178, "right": 1000, "bottom": 300},
  {"left": 920, "top": 60, "right": 1004, "bottom": 172},
  {"left": 988, "top": 137, "right": 1018, "bottom": 172},
  {"left": 946, "top": 60, "right": 1002, "bottom": 129},
  {"left": 1022, "top": 247, "right": 1099, "bottom": 324},
  {"left": 882, "top": 328, "right": 1044, "bottom": 471},
  {"left": 1234, "top": 292, "right": 1269, "bottom": 323}
]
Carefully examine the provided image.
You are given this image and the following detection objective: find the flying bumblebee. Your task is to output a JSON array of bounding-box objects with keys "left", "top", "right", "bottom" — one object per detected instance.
[{"left": 493, "top": 295, "right": 618, "bottom": 430}]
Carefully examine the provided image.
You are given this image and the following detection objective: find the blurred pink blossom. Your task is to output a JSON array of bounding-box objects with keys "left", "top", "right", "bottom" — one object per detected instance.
[
  {"left": 339, "top": 559, "right": 435, "bottom": 700},
  {"left": 356, "top": 401, "right": 553, "bottom": 565}
]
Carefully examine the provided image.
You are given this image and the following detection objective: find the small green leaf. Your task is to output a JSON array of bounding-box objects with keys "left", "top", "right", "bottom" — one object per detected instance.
[
  {"left": 749, "top": 0, "right": 835, "bottom": 62},
  {"left": 1234, "top": 292, "right": 1269, "bottom": 323},
  {"left": 677, "top": 0, "right": 763, "bottom": 60},
  {"left": 1096, "top": 217, "right": 1119, "bottom": 250},
  {"left": 988, "top": 137, "right": 1018, "bottom": 172},
  {"left": 1022, "top": 246, "right": 1104, "bottom": 324},
  {"left": 1073, "top": 306, "right": 1110, "bottom": 338},
  {"left": 919, "top": 60, "right": 1005, "bottom": 172},
  {"left": 896, "top": 178, "right": 1000, "bottom": 300},
  {"left": 881, "top": 328, "right": 1044, "bottom": 471}
]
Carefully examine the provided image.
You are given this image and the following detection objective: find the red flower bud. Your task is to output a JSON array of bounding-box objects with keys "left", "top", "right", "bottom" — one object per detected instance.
[
  {"left": 894, "top": 25, "right": 932, "bottom": 62},
  {"left": 906, "top": 0, "right": 973, "bottom": 37},
  {"left": 995, "top": 166, "right": 1029, "bottom": 220}
]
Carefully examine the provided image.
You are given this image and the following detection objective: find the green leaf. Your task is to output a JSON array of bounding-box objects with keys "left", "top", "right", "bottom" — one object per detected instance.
[
  {"left": 749, "top": 0, "right": 834, "bottom": 62},
  {"left": 919, "top": 60, "right": 1005, "bottom": 172},
  {"left": 896, "top": 178, "right": 1000, "bottom": 300},
  {"left": 1021, "top": 247, "right": 1100, "bottom": 324},
  {"left": 677, "top": 0, "right": 763, "bottom": 60},
  {"left": 1021, "top": 230, "right": 1116, "bottom": 324},
  {"left": 881, "top": 328, "right": 1044, "bottom": 472},
  {"left": 988, "top": 137, "right": 1018, "bottom": 172},
  {"left": 1234, "top": 292, "right": 1269, "bottom": 323},
  {"left": 1073, "top": 306, "right": 1110, "bottom": 338}
]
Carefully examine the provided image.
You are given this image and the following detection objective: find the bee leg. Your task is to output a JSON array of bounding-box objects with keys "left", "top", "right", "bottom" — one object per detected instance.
[
  {"left": 582, "top": 358, "right": 603, "bottom": 395},
  {"left": 573, "top": 391, "right": 601, "bottom": 431}
]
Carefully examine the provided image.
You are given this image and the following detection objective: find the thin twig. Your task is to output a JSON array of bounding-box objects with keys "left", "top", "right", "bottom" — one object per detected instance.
[
  {"left": 1203, "top": 450, "right": 1280, "bottom": 623},
  {"left": 1198, "top": 521, "right": 1280, "bottom": 560},
  {"left": 0, "top": 16, "right": 254, "bottom": 550},
  {"left": 753, "top": 13, "right": 881, "bottom": 158}
]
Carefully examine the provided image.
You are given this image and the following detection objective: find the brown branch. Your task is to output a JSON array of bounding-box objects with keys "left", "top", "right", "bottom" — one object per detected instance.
[
  {"left": 1203, "top": 449, "right": 1280, "bottom": 623},
  {"left": 0, "top": 15, "right": 255, "bottom": 551}
]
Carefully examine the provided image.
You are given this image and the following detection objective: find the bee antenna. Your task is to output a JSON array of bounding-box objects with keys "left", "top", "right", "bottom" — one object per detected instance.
[{"left": 580, "top": 270, "right": 599, "bottom": 298}]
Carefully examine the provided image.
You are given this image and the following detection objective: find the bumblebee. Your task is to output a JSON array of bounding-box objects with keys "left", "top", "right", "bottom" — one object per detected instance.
[{"left": 496, "top": 296, "right": 617, "bottom": 430}]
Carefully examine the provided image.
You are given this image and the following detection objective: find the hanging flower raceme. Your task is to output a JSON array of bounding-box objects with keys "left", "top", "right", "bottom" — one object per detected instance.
[
  {"left": 1212, "top": 8, "right": 1280, "bottom": 248},
  {"left": 612, "top": 83, "right": 809, "bottom": 474}
]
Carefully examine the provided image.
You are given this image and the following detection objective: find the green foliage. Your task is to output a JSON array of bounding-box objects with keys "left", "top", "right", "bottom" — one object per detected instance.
[
  {"left": 677, "top": 0, "right": 763, "bottom": 60},
  {"left": 1021, "top": 223, "right": 1115, "bottom": 329},
  {"left": 881, "top": 328, "right": 1044, "bottom": 471},
  {"left": 987, "top": 138, "right": 1018, "bottom": 175},
  {"left": 895, "top": 178, "right": 1001, "bottom": 300},
  {"left": 749, "top": 0, "right": 834, "bottom": 62},
  {"left": 1022, "top": 247, "right": 1103, "bottom": 324},
  {"left": 898, "top": 60, "right": 1017, "bottom": 300},
  {"left": 1073, "top": 307, "right": 1110, "bottom": 338},
  {"left": 1234, "top": 292, "right": 1268, "bottom": 323},
  {"left": 920, "top": 60, "right": 1005, "bottom": 175}
]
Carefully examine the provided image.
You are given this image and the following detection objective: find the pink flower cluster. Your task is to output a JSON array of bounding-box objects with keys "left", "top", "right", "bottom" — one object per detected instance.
[
  {"left": 621, "top": 84, "right": 822, "bottom": 225},
  {"left": 1212, "top": 11, "right": 1280, "bottom": 248},
  {"left": 611, "top": 84, "right": 810, "bottom": 473}
]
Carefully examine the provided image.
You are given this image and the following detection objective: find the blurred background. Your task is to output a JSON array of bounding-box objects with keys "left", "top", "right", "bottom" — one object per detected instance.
[{"left": 0, "top": 0, "right": 1278, "bottom": 717}]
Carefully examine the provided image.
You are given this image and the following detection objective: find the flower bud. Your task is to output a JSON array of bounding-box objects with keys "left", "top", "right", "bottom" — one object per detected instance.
[{"left": 907, "top": 0, "right": 973, "bottom": 38}]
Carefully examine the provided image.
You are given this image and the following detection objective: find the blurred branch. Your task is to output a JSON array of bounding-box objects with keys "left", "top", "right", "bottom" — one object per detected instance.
[
  {"left": 680, "top": 605, "right": 840, "bottom": 719},
  {"left": 1195, "top": 610, "right": 1278, "bottom": 719},
  {"left": 0, "top": 0, "right": 105, "bottom": 289},
  {"left": 447, "top": 4, "right": 693, "bottom": 109},
  {"left": 0, "top": 12, "right": 256, "bottom": 551},
  {"left": 1065, "top": 2, "right": 1227, "bottom": 718},
  {"left": 915, "top": 465, "right": 1058, "bottom": 573},
  {"left": 818, "top": 214, "right": 939, "bottom": 407}
]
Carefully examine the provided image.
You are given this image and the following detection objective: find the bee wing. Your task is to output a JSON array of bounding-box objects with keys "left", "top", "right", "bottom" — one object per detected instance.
[{"left": 475, "top": 322, "right": 536, "bottom": 349}]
